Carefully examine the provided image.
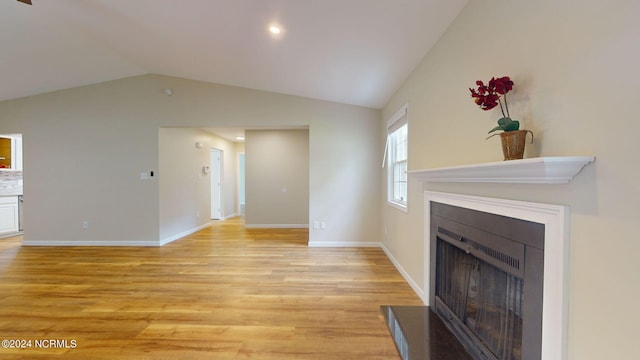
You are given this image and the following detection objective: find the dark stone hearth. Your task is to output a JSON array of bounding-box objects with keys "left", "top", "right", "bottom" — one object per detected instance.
[{"left": 381, "top": 305, "right": 473, "bottom": 360}]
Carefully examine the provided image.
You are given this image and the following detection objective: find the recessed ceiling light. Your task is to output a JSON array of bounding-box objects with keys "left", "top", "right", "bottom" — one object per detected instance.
[{"left": 269, "top": 25, "right": 282, "bottom": 35}]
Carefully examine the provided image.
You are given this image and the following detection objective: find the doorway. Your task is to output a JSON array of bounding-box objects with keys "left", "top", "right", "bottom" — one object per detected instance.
[
  {"left": 238, "top": 153, "right": 245, "bottom": 216},
  {"left": 210, "top": 148, "right": 222, "bottom": 220},
  {"left": 0, "top": 134, "right": 23, "bottom": 238}
]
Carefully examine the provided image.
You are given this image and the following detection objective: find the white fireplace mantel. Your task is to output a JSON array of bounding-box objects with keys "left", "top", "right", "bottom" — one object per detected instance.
[{"left": 408, "top": 156, "right": 595, "bottom": 184}]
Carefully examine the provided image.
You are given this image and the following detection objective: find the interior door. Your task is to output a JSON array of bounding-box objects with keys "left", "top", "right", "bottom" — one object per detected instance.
[{"left": 210, "top": 148, "right": 222, "bottom": 220}]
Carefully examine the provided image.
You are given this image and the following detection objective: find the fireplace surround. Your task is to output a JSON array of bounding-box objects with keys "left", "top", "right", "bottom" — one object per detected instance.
[
  {"left": 383, "top": 158, "right": 592, "bottom": 359},
  {"left": 424, "top": 191, "right": 569, "bottom": 360}
]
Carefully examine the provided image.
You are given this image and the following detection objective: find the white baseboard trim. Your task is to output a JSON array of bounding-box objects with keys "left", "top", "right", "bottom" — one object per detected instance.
[
  {"left": 244, "top": 224, "right": 309, "bottom": 229},
  {"left": 380, "top": 243, "right": 427, "bottom": 304},
  {"left": 22, "top": 221, "right": 215, "bottom": 247},
  {"left": 22, "top": 240, "right": 161, "bottom": 247},
  {"left": 0, "top": 231, "right": 23, "bottom": 239},
  {"left": 222, "top": 213, "right": 239, "bottom": 220},
  {"left": 212, "top": 213, "right": 238, "bottom": 221},
  {"left": 160, "top": 221, "right": 214, "bottom": 246},
  {"left": 308, "top": 241, "right": 381, "bottom": 247}
]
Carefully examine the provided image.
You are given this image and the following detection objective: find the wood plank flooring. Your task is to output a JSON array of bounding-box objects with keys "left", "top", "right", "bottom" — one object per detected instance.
[{"left": 0, "top": 218, "right": 423, "bottom": 359}]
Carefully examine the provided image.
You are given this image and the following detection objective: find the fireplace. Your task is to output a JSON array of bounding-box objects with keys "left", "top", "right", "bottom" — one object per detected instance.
[
  {"left": 382, "top": 159, "right": 590, "bottom": 359},
  {"left": 381, "top": 192, "right": 569, "bottom": 359},
  {"left": 431, "top": 201, "right": 544, "bottom": 360},
  {"left": 424, "top": 191, "right": 569, "bottom": 360}
]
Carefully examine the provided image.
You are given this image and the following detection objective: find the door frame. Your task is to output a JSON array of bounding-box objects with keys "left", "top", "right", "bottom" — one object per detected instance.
[{"left": 210, "top": 148, "right": 223, "bottom": 220}]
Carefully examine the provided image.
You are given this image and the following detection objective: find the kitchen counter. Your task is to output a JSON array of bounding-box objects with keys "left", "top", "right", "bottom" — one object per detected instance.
[
  {"left": 0, "top": 190, "right": 23, "bottom": 197},
  {"left": 0, "top": 183, "right": 22, "bottom": 197}
]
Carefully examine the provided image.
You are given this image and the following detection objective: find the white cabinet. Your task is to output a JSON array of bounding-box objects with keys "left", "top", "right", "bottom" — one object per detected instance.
[{"left": 0, "top": 196, "right": 19, "bottom": 235}]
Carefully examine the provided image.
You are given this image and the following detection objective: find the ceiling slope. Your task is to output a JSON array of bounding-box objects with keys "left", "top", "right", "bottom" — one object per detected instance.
[{"left": 1, "top": 0, "right": 466, "bottom": 108}]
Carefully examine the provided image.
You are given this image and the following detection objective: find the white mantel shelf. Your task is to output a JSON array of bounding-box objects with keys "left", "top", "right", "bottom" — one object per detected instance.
[{"left": 408, "top": 156, "right": 595, "bottom": 184}]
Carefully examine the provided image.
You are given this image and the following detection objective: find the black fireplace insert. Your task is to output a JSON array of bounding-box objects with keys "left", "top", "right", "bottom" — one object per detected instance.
[{"left": 430, "top": 202, "right": 544, "bottom": 360}]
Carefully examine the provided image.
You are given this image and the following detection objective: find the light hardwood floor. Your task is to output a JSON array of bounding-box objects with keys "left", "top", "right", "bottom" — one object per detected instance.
[{"left": 0, "top": 218, "right": 422, "bottom": 359}]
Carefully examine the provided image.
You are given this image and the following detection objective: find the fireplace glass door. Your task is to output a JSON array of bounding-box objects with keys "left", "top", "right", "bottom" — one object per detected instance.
[
  {"left": 436, "top": 240, "right": 523, "bottom": 360},
  {"left": 430, "top": 202, "right": 544, "bottom": 360}
]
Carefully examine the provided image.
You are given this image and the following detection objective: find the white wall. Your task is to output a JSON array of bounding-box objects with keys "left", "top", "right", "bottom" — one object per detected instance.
[
  {"left": 309, "top": 107, "right": 383, "bottom": 246},
  {"left": 245, "top": 129, "right": 309, "bottom": 227},
  {"left": 381, "top": 1, "right": 640, "bottom": 359},
  {"left": 0, "top": 74, "right": 381, "bottom": 246}
]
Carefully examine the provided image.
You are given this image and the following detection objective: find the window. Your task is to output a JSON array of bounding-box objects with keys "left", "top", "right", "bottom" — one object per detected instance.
[{"left": 385, "top": 104, "right": 408, "bottom": 210}]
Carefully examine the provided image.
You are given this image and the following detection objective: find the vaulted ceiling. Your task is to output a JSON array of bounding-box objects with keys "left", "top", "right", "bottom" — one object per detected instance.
[{"left": 1, "top": 0, "right": 466, "bottom": 109}]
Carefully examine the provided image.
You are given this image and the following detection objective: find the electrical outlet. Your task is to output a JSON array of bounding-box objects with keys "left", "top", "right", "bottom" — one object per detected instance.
[
  {"left": 320, "top": 221, "right": 326, "bottom": 229},
  {"left": 82, "top": 221, "right": 89, "bottom": 229},
  {"left": 313, "top": 220, "right": 319, "bottom": 229}
]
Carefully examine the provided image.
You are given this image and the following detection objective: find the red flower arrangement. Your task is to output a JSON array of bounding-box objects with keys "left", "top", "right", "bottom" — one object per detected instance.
[{"left": 469, "top": 76, "right": 519, "bottom": 134}]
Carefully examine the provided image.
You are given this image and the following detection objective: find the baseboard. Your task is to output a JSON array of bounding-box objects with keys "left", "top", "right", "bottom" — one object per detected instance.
[
  {"left": 244, "top": 224, "right": 309, "bottom": 229},
  {"left": 0, "top": 231, "right": 23, "bottom": 239},
  {"left": 212, "top": 213, "right": 238, "bottom": 221},
  {"left": 308, "top": 241, "right": 381, "bottom": 247},
  {"left": 23, "top": 221, "right": 216, "bottom": 247},
  {"left": 160, "top": 221, "right": 214, "bottom": 246},
  {"left": 222, "top": 213, "right": 238, "bottom": 220},
  {"left": 380, "top": 243, "right": 427, "bottom": 304},
  {"left": 22, "top": 240, "right": 161, "bottom": 247}
]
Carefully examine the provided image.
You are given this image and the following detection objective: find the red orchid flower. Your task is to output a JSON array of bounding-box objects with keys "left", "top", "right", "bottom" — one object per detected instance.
[{"left": 470, "top": 76, "right": 519, "bottom": 133}]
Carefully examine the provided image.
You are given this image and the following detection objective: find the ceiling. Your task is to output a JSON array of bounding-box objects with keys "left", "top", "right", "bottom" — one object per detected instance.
[{"left": 1, "top": 0, "right": 466, "bottom": 109}]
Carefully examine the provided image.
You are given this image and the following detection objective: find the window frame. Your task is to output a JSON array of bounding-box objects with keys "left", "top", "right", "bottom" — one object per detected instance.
[{"left": 385, "top": 104, "right": 409, "bottom": 212}]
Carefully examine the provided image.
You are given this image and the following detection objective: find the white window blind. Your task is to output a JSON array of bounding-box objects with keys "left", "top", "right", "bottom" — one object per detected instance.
[{"left": 385, "top": 104, "right": 408, "bottom": 209}]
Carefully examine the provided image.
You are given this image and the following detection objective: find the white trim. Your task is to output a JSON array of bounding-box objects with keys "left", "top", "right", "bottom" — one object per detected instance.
[
  {"left": 0, "top": 231, "right": 23, "bottom": 239},
  {"left": 237, "top": 152, "right": 245, "bottom": 216},
  {"left": 386, "top": 103, "right": 409, "bottom": 129},
  {"left": 424, "top": 191, "right": 569, "bottom": 360},
  {"left": 210, "top": 147, "right": 223, "bottom": 220},
  {"left": 22, "top": 240, "right": 162, "bottom": 247},
  {"left": 308, "top": 241, "right": 380, "bottom": 248},
  {"left": 380, "top": 243, "right": 426, "bottom": 301},
  {"left": 386, "top": 200, "right": 408, "bottom": 213},
  {"left": 160, "top": 221, "right": 214, "bottom": 246},
  {"left": 409, "top": 156, "right": 594, "bottom": 184},
  {"left": 23, "top": 221, "right": 214, "bottom": 247},
  {"left": 220, "top": 213, "right": 238, "bottom": 220},
  {"left": 244, "top": 224, "right": 309, "bottom": 229}
]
